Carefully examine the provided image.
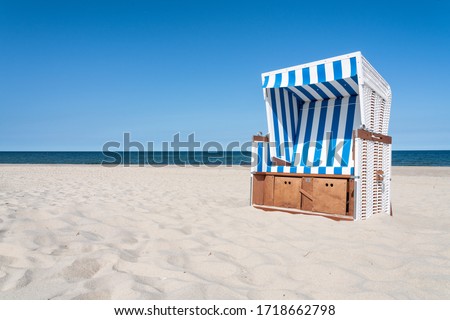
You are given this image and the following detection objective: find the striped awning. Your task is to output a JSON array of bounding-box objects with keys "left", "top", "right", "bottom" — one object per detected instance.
[{"left": 262, "top": 55, "right": 359, "bottom": 101}]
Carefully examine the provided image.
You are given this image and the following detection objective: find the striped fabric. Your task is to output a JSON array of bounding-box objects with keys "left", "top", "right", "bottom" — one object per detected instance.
[
  {"left": 262, "top": 57, "right": 358, "bottom": 90},
  {"left": 256, "top": 53, "right": 362, "bottom": 175},
  {"left": 252, "top": 141, "right": 354, "bottom": 175}
]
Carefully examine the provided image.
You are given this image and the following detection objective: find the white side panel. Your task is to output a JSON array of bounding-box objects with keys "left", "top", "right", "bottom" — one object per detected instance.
[
  {"left": 382, "top": 143, "right": 392, "bottom": 215},
  {"left": 361, "top": 56, "right": 392, "bottom": 134},
  {"left": 355, "top": 137, "right": 391, "bottom": 219},
  {"left": 361, "top": 56, "right": 391, "bottom": 102},
  {"left": 354, "top": 138, "right": 363, "bottom": 220}
]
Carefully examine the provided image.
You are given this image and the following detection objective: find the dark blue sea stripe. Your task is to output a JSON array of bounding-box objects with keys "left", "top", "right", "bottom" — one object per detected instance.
[
  {"left": 308, "top": 84, "right": 329, "bottom": 100},
  {"left": 341, "top": 96, "right": 356, "bottom": 166},
  {"left": 336, "top": 79, "right": 357, "bottom": 96},
  {"left": 333, "top": 60, "right": 342, "bottom": 80},
  {"left": 292, "top": 100, "right": 304, "bottom": 167},
  {"left": 262, "top": 76, "right": 269, "bottom": 88},
  {"left": 257, "top": 142, "right": 263, "bottom": 172},
  {"left": 287, "top": 91, "right": 296, "bottom": 163},
  {"left": 322, "top": 81, "right": 343, "bottom": 98},
  {"left": 350, "top": 57, "right": 357, "bottom": 77},
  {"left": 279, "top": 89, "right": 290, "bottom": 162},
  {"left": 302, "top": 67, "right": 310, "bottom": 85},
  {"left": 350, "top": 75, "right": 359, "bottom": 84},
  {"left": 317, "top": 64, "right": 326, "bottom": 83},
  {"left": 326, "top": 98, "right": 342, "bottom": 166},
  {"left": 313, "top": 100, "right": 328, "bottom": 166},
  {"left": 274, "top": 73, "right": 282, "bottom": 88},
  {"left": 288, "top": 70, "right": 296, "bottom": 87},
  {"left": 301, "top": 101, "right": 316, "bottom": 166},
  {"left": 269, "top": 89, "right": 281, "bottom": 157}
]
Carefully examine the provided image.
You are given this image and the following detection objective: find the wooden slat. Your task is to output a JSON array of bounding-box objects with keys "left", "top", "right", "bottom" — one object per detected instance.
[
  {"left": 299, "top": 188, "right": 313, "bottom": 201},
  {"left": 301, "top": 177, "right": 314, "bottom": 211},
  {"left": 252, "top": 175, "right": 265, "bottom": 205},
  {"left": 263, "top": 175, "right": 274, "bottom": 206},
  {"left": 356, "top": 128, "right": 392, "bottom": 144},
  {"left": 271, "top": 157, "right": 291, "bottom": 167},
  {"left": 252, "top": 135, "right": 269, "bottom": 142},
  {"left": 348, "top": 179, "right": 355, "bottom": 217}
]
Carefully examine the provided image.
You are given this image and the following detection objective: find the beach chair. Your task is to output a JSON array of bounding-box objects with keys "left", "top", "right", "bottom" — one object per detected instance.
[{"left": 251, "top": 52, "right": 392, "bottom": 220}]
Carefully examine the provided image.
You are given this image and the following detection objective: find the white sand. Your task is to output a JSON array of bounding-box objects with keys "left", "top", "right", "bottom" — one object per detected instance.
[{"left": 0, "top": 165, "right": 449, "bottom": 299}]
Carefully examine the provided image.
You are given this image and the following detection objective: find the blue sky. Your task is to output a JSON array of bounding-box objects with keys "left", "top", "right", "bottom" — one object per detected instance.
[{"left": 0, "top": 0, "right": 449, "bottom": 150}]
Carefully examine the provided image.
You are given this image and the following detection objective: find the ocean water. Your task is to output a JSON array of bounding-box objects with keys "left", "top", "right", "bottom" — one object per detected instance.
[
  {"left": 0, "top": 151, "right": 449, "bottom": 166},
  {"left": 0, "top": 151, "right": 253, "bottom": 165},
  {"left": 391, "top": 150, "right": 450, "bottom": 166}
]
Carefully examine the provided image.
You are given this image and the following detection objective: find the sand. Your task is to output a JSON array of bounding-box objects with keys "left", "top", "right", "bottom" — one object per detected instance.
[{"left": 0, "top": 165, "right": 449, "bottom": 299}]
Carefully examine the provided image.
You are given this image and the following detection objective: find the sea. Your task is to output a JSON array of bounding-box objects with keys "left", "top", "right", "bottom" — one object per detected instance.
[{"left": 0, "top": 151, "right": 449, "bottom": 166}]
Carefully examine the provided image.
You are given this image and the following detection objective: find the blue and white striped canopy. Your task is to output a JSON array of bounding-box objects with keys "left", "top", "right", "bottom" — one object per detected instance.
[
  {"left": 262, "top": 55, "right": 359, "bottom": 100},
  {"left": 257, "top": 53, "right": 362, "bottom": 175}
]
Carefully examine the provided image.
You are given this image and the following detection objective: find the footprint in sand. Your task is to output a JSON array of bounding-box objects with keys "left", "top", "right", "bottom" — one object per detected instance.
[
  {"left": 62, "top": 258, "right": 101, "bottom": 282},
  {"left": 16, "top": 270, "right": 33, "bottom": 288}
]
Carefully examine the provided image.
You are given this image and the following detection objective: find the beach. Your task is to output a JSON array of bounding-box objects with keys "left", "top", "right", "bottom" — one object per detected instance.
[{"left": 0, "top": 165, "right": 449, "bottom": 299}]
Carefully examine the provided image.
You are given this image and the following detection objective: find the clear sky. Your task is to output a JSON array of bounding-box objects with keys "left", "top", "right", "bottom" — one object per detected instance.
[{"left": 1, "top": 0, "right": 449, "bottom": 151}]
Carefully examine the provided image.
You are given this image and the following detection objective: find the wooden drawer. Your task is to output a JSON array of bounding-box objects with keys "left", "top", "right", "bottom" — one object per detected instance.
[
  {"left": 252, "top": 174, "right": 275, "bottom": 206},
  {"left": 312, "top": 178, "right": 347, "bottom": 215},
  {"left": 273, "top": 176, "right": 301, "bottom": 209}
]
